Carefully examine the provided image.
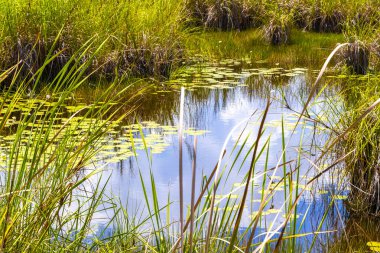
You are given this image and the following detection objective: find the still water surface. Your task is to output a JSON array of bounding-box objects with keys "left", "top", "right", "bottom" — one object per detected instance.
[
  {"left": 82, "top": 60, "right": 348, "bottom": 248},
  {"left": 0, "top": 58, "right": 350, "bottom": 249}
]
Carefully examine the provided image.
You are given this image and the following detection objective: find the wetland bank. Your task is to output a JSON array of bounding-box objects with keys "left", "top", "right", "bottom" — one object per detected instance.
[{"left": 1, "top": 0, "right": 380, "bottom": 252}]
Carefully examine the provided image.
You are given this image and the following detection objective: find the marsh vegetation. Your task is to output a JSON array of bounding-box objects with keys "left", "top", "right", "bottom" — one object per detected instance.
[{"left": 1, "top": 0, "right": 380, "bottom": 252}]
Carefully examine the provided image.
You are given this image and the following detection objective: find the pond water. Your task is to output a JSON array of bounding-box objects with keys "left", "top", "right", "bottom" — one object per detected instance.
[
  {"left": 80, "top": 59, "right": 349, "bottom": 249},
  {"left": 0, "top": 58, "right": 355, "bottom": 250}
]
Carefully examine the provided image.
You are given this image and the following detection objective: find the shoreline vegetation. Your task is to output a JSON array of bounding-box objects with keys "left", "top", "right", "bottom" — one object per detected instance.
[
  {"left": 1, "top": 0, "right": 380, "bottom": 80},
  {"left": 1, "top": 0, "right": 380, "bottom": 252}
]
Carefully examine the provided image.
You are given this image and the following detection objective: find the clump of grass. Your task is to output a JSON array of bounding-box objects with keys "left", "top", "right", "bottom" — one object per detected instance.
[
  {"left": 204, "top": 0, "right": 254, "bottom": 30},
  {"left": 187, "top": 0, "right": 263, "bottom": 31},
  {"left": 99, "top": 38, "right": 184, "bottom": 79},
  {"left": 0, "top": 41, "right": 132, "bottom": 251},
  {"left": 264, "top": 18, "right": 291, "bottom": 45},
  {"left": 337, "top": 81, "right": 380, "bottom": 215},
  {"left": 339, "top": 13, "right": 380, "bottom": 74},
  {"left": 351, "top": 4, "right": 380, "bottom": 28},
  {"left": 0, "top": 0, "right": 187, "bottom": 80},
  {"left": 309, "top": 7, "right": 345, "bottom": 33},
  {"left": 263, "top": 6, "right": 292, "bottom": 45},
  {"left": 340, "top": 41, "right": 370, "bottom": 74},
  {"left": 6, "top": 36, "right": 70, "bottom": 82},
  {"left": 291, "top": 1, "right": 310, "bottom": 30}
]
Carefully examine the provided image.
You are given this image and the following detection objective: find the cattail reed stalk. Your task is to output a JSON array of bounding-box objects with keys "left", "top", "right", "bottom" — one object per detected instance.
[
  {"left": 189, "top": 136, "right": 197, "bottom": 253},
  {"left": 228, "top": 98, "right": 270, "bottom": 253},
  {"left": 178, "top": 86, "right": 185, "bottom": 253},
  {"left": 169, "top": 151, "right": 226, "bottom": 253}
]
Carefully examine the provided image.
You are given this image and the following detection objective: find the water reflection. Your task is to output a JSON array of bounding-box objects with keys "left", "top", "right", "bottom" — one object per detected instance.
[
  {"left": 80, "top": 61, "right": 349, "bottom": 249},
  {"left": 0, "top": 60, "right": 356, "bottom": 250}
]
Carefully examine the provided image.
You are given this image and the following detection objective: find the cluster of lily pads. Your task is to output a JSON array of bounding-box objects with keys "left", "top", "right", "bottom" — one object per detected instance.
[
  {"left": 96, "top": 121, "right": 210, "bottom": 164},
  {"left": 167, "top": 60, "right": 308, "bottom": 90},
  {"left": 0, "top": 95, "right": 212, "bottom": 169}
]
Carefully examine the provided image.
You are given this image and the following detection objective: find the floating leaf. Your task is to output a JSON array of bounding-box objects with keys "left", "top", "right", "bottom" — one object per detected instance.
[
  {"left": 282, "top": 213, "right": 300, "bottom": 219},
  {"left": 368, "top": 242, "right": 380, "bottom": 252},
  {"left": 233, "top": 182, "right": 258, "bottom": 188},
  {"left": 184, "top": 129, "right": 210, "bottom": 136},
  {"left": 332, "top": 195, "right": 348, "bottom": 200},
  {"left": 267, "top": 209, "right": 281, "bottom": 214},
  {"left": 250, "top": 210, "right": 275, "bottom": 218}
]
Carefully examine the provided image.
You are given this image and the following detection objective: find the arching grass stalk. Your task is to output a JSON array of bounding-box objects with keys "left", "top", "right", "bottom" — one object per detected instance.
[
  {"left": 226, "top": 98, "right": 270, "bottom": 253},
  {"left": 204, "top": 114, "right": 258, "bottom": 252}
]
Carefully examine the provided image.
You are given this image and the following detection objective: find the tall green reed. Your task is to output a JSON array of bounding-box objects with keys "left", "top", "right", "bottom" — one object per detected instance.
[
  {"left": 0, "top": 39, "right": 134, "bottom": 251},
  {"left": 0, "top": 0, "right": 189, "bottom": 78}
]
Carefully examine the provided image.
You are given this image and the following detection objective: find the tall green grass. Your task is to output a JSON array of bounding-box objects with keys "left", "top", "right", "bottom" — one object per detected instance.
[
  {"left": 0, "top": 41, "right": 134, "bottom": 251},
  {"left": 0, "top": 0, "right": 188, "bottom": 78},
  {"left": 1, "top": 0, "right": 380, "bottom": 80},
  {"left": 185, "top": 29, "right": 343, "bottom": 67},
  {"left": 187, "top": 0, "right": 380, "bottom": 33},
  {"left": 334, "top": 78, "right": 380, "bottom": 215}
]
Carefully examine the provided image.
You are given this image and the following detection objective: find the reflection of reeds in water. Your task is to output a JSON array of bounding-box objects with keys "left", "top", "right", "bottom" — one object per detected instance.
[{"left": 329, "top": 215, "right": 380, "bottom": 252}]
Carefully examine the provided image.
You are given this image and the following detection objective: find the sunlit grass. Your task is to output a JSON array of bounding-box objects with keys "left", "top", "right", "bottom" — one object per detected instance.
[{"left": 186, "top": 29, "right": 344, "bottom": 67}]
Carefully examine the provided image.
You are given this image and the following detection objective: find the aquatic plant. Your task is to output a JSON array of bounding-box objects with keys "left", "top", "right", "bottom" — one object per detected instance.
[
  {"left": 329, "top": 216, "right": 380, "bottom": 252},
  {"left": 204, "top": 0, "right": 254, "bottom": 30},
  {"left": 263, "top": 10, "right": 292, "bottom": 45},
  {"left": 290, "top": 0, "right": 310, "bottom": 30},
  {"left": 187, "top": 0, "right": 380, "bottom": 35},
  {"left": 3, "top": 0, "right": 380, "bottom": 81}
]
